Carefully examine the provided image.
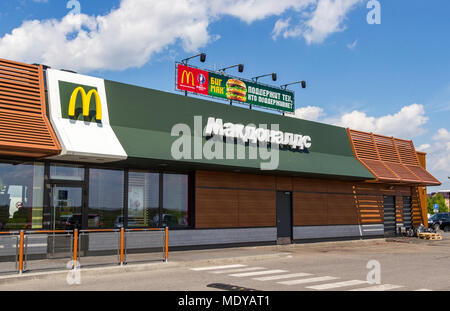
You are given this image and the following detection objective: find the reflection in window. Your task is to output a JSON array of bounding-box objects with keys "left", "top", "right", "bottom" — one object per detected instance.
[
  {"left": 128, "top": 172, "right": 159, "bottom": 228},
  {"left": 0, "top": 162, "right": 44, "bottom": 230},
  {"left": 162, "top": 174, "right": 189, "bottom": 228},
  {"left": 88, "top": 169, "right": 124, "bottom": 229},
  {"left": 50, "top": 164, "right": 84, "bottom": 181}
]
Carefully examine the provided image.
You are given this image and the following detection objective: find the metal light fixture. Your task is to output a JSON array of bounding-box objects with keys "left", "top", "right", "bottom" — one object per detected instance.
[
  {"left": 218, "top": 64, "right": 244, "bottom": 73},
  {"left": 252, "top": 73, "right": 277, "bottom": 83},
  {"left": 181, "top": 53, "right": 206, "bottom": 65},
  {"left": 281, "top": 80, "right": 307, "bottom": 90}
]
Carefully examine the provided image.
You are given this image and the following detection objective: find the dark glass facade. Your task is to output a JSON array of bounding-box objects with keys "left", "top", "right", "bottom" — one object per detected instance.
[{"left": 0, "top": 160, "right": 192, "bottom": 231}]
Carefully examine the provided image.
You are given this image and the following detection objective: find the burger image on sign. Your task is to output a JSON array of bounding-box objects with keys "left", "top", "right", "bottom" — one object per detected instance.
[{"left": 226, "top": 79, "right": 247, "bottom": 102}]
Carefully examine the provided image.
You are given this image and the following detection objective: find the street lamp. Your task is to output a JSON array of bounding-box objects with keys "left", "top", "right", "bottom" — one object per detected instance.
[
  {"left": 218, "top": 64, "right": 244, "bottom": 73},
  {"left": 180, "top": 53, "right": 206, "bottom": 96},
  {"left": 250, "top": 73, "right": 277, "bottom": 109}
]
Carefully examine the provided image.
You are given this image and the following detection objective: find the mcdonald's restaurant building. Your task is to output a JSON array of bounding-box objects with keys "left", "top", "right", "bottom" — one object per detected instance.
[{"left": 0, "top": 58, "right": 441, "bottom": 257}]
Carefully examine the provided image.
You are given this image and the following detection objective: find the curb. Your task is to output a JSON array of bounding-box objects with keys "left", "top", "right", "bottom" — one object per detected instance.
[{"left": 0, "top": 252, "right": 291, "bottom": 285}]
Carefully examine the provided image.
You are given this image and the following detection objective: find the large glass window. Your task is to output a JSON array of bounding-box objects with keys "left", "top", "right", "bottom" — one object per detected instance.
[
  {"left": 50, "top": 164, "right": 84, "bottom": 181},
  {"left": 88, "top": 169, "right": 124, "bottom": 229},
  {"left": 162, "top": 174, "right": 189, "bottom": 228},
  {"left": 128, "top": 172, "right": 159, "bottom": 228},
  {"left": 0, "top": 162, "right": 44, "bottom": 230}
]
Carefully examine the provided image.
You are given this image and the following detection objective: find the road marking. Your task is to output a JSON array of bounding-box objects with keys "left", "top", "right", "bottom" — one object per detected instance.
[
  {"left": 253, "top": 273, "right": 313, "bottom": 281},
  {"left": 190, "top": 264, "right": 247, "bottom": 271},
  {"left": 229, "top": 269, "right": 288, "bottom": 277},
  {"left": 349, "top": 284, "right": 403, "bottom": 291},
  {"left": 278, "top": 276, "right": 338, "bottom": 285},
  {"left": 306, "top": 280, "right": 368, "bottom": 290},
  {"left": 415, "top": 289, "right": 432, "bottom": 291},
  {"left": 211, "top": 267, "right": 265, "bottom": 274}
]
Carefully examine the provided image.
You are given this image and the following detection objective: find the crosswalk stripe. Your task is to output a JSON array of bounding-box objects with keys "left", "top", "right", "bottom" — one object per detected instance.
[
  {"left": 306, "top": 280, "right": 368, "bottom": 290},
  {"left": 278, "top": 276, "right": 338, "bottom": 285},
  {"left": 210, "top": 267, "right": 265, "bottom": 274},
  {"left": 415, "top": 289, "right": 432, "bottom": 291},
  {"left": 253, "top": 273, "right": 312, "bottom": 281},
  {"left": 349, "top": 284, "right": 403, "bottom": 291},
  {"left": 190, "top": 264, "right": 247, "bottom": 271},
  {"left": 229, "top": 269, "right": 288, "bottom": 277}
]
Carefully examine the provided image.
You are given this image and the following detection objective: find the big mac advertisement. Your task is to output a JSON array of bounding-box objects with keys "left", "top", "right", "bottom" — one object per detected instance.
[{"left": 176, "top": 64, "right": 294, "bottom": 113}]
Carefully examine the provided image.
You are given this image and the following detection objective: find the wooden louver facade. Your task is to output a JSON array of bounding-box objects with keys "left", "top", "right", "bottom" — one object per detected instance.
[
  {"left": 0, "top": 58, "right": 61, "bottom": 158},
  {"left": 347, "top": 129, "right": 440, "bottom": 186}
]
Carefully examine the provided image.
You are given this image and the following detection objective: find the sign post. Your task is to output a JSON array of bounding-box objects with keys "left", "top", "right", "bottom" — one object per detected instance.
[{"left": 433, "top": 203, "right": 439, "bottom": 213}]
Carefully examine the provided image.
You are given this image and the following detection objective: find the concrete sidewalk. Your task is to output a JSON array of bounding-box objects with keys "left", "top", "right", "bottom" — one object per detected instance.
[{"left": 0, "top": 238, "right": 390, "bottom": 284}]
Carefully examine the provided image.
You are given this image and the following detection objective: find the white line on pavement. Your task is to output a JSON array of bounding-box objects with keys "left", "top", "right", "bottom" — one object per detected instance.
[
  {"left": 306, "top": 280, "right": 369, "bottom": 290},
  {"left": 190, "top": 264, "right": 247, "bottom": 271},
  {"left": 210, "top": 267, "right": 265, "bottom": 274},
  {"left": 415, "top": 289, "right": 432, "bottom": 291},
  {"left": 229, "top": 269, "right": 288, "bottom": 277},
  {"left": 349, "top": 284, "right": 403, "bottom": 291},
  {"left": 278, "top": 276, "right": 338, "bottom": 285},
  {"left": 253, "top": 273, "right": 313, "bottom": 281}
]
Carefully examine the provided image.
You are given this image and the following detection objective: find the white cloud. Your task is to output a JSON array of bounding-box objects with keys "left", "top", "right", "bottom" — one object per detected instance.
[
  {"left": 0, "top": 0, "right": 361, "bottom": 72},
  {"left": 334, "top": 104, "right": 429, "bottom": 139},
  {"left": 347, "top": 39, "right": 358, "bottom": 50},
  {"left": 272, "top": 0, "right": 363, "bottom": 44},
  {"left": 422, "top": 128, "right": 450, "bottom": 188},
  {"left": 0, "top": 1, "right": 212, "bottom": 72},
  {"left": 417, "top": 144, "right": 431, "bottom": 152},
  {"left": 288, "top": 105, "right": 324, "bottom": 121}
]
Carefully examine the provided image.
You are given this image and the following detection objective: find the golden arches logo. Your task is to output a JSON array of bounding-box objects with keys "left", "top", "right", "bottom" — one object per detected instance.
[
  {"left": 68, "top": 87, "right": 102, "bottom": 121},
  {"left": 181, "top": 70, "right": 194, "bottom": 86}
]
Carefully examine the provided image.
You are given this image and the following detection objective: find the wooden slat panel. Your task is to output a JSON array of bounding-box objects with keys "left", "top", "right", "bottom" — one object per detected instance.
[
  {"left": 348, "top": 128, "right": 440, "bottom": 186},
  {"left": 238, "top": 173, "right": 275, "bottom": 190},
  {"left": 195, "top": 188, "right": 239, "bottom": 228},
  {"left": 196, "top": 170, "right": 237, "bottom": 188},
  {"left": 0, "top": 58, "right": 61, "bottom": 158},
  {"left": 293, "top": 177, "right": 327, "bottom": 192},
  {"left": 276, "top": 176, "right": 293, "bottom": 191},
  {"left": 293, "top": 192, "right": 327, "bottom": 226},
  {"left": 395, "top": 196, "right": 403, "bottom": 223},
  {"left": 327, "top": 194, "right": 358, "bottom": 225},
  {"left": 238, "top": 190, "right": 276, "bottom": 227}
]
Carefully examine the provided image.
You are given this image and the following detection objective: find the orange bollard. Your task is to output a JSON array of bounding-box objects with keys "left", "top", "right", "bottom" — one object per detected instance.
[
  {"left": 120, "top": 227, "right": 125, "bottom": 266},
  {"left": 165, "top": 227, "right": 169, "bottom": 262},
  {"left": 73, "top": 229, "right": 78, "bottom": 269},
  {"left": 18, "top": 230, "right": 24, "bottom": 274}
]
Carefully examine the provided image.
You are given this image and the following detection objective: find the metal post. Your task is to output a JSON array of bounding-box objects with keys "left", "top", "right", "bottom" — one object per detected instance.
[
  {"left": 73, "top": 229, "right": 78, "bottom": 269},
  {"left": 164, "top": 227, "right": 169, "bottom": 262},
  {"left": 120, "top": 227, "right": 125, "bottom": 266},
  {"left": 18, "top": 230, "right": 24, "bottom": 274}
]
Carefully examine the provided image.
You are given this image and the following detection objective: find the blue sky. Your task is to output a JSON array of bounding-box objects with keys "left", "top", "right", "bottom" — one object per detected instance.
[{"left": 0, "top": 0, "right": 449, "bottom": 190}]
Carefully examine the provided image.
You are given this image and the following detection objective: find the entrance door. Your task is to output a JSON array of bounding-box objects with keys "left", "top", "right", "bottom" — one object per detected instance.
[
  {"left": 383, "top": 195, "right": 396, "bottom": 236},
  {"left": 48, "top": 185, "right": 83, "bottom": 256},
  {"left": 276, "top": 191, "right": 292, "bottom": 244},
  {"left": 402, "top": 196, "right": 412, "bottom": 229}
]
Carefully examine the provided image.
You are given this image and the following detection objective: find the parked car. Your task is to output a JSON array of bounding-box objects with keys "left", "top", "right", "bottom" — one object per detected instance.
[
  {"left": 428, "top": 213, "right": 450, "bottom": 231},
  {"left": 65, "top": 214, "right": 102, "bottom": 230},
  {"left": 114, "top": 216, "right": 137, "bottom": 228}
]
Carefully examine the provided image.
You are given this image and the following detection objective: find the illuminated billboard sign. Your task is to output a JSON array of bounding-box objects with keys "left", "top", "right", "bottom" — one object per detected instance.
[{"left": 176, "top": 63, "right": 295, "bottom": 113}]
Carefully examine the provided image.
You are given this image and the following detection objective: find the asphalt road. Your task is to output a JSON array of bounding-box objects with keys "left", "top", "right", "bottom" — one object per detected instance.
[{"left": 1, "top": 234, "right": 449, "bottom": 291}]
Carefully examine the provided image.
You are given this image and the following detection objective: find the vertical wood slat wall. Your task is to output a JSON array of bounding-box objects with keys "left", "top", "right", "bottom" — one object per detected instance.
[
  {"left": 195, "top": 171, "right": 418, "bottom": 229},
  {"left": 0, "top": 58, "right": 61, "bottom": 158}
]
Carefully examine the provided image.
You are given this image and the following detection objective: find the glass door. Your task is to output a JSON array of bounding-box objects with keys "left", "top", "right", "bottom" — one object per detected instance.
[
  {"left": 48, "top": 185, "right": 83, "bottom": 257},
  {"left": 50, "top": 185, "right": 83, "bottom": 231}
]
